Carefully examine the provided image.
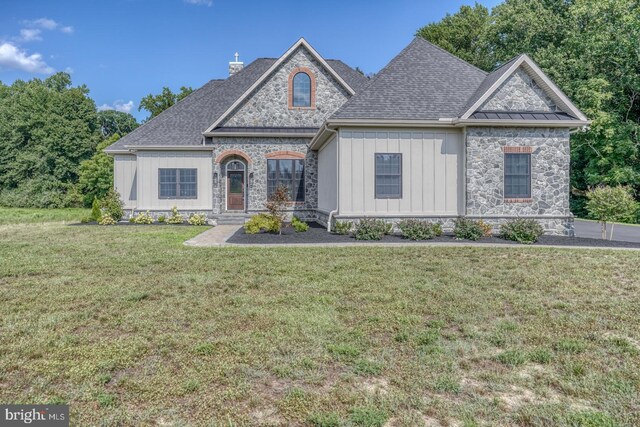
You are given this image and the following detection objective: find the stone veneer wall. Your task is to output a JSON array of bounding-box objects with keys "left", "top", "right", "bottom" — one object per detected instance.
[
  {"left": 220, "top": 46, "right": 350, "bottom": 128},
  {"left": 466, "top": 127, "right": 573, "bottom": 235},
  {"left": 481, "top": 69, "right": 559, "bottom": 112},
  {"left": 210, "top": 137, "right": 317, "bottom": 218}
]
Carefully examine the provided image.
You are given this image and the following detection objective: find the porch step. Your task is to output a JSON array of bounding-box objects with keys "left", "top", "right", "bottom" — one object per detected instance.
[{"left": 216, "top": 214, "right": 251, "bottom": 225}]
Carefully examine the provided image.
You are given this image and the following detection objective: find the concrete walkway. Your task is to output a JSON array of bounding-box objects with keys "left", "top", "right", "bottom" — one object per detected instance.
[
  {"left": 184, "top": 225, "right": 241, "bottom": 247},
  {"left": 574, "top": 219, "right": 640, "bottom": 243}
]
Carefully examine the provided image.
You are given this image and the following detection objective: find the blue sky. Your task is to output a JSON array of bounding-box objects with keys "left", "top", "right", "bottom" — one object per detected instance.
[{"left": 0, "top": 0, "right": 500, "bottom": 121}]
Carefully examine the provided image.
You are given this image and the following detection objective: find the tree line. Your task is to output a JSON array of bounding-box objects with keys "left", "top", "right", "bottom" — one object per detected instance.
[
  {"left": 0, "top": 73, "right": 191, "bottom": 207},
  {"left": 417, "top": 0, "right": 639, "bottom": 221}
]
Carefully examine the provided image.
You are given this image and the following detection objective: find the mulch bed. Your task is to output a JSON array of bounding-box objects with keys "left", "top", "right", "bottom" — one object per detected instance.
[{"left": 227, "top": 221, "right": 640, "bottom": 248}]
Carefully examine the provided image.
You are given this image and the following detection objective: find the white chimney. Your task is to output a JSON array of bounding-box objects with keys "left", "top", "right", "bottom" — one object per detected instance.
[{"left": 229, "top": 52, "right": 243, "bottom": 76}]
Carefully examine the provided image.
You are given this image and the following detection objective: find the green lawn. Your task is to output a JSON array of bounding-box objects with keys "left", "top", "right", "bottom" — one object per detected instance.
[
  {"left": 0, "top": 207, "right": 89, "bottom": 225},
  {"left": 1, "top": 219, "right": 639, "bottom": 426}
]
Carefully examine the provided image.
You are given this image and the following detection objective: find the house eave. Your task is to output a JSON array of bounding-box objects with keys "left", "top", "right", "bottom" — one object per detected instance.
[{"left": 124, "top": 145, "right": 214, "bottom": 152}]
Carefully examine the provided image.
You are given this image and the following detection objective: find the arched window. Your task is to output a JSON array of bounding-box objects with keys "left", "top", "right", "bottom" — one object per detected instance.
[{"left": 292, "top": 72, "right": 311, "bottom": 107}]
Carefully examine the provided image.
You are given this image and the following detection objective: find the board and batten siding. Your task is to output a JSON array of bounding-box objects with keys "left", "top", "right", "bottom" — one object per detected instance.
[
  {"left": 338, "top": 129, "right": 463, "bottom": 215},
  {"left": 317, "top": 135, "right": 337, "bottom": 212},
  {"left": 114, "top": 154, "right": 137, "bottom": 209},
  {"left": 135, "top": 151, "right": 213, "bottom": 210}
]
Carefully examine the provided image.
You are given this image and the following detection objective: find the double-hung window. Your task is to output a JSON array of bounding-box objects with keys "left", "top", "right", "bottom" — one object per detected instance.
[
  {"left": 158, "top": 168, "right": 197, "bottom": 199},
  {"left": 375, "top": 153, "right": 402, "bottom": 199},
  {"left": 504, "top": 153, "right": 531, "bottom": 199},
  {"left": 267, "top": 159, "right": 305, "bottom": 202}
]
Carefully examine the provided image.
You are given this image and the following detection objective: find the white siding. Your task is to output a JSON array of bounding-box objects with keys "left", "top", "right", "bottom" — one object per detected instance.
[
  {"left": 317, "top": 135, "right": 337, "bottom": 212},
  {"left": 338, "top": 129, "right": 463, "bottom": 215},
  {"left": 136, "top": 151, "right": 213, "bottom": 210},
  {"left": 114, "top": 154, "right": 137, "bottom": 209}
]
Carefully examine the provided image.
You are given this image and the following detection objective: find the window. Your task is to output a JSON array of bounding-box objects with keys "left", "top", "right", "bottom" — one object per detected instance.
[
  {"left": 292, "top": 72, "right": 311, "bottom": 107},
  {"left": 504, "top": 153, "right": 531, "bottom": 199},
  {"left": 267, "top": 159, "right": 304, "bottom": 202},
  {"left": 375, "top": 153, "right": 402, "bottom": 199},
  {"left": 158, "top": 168, "right": 197, "bottom": 199}
]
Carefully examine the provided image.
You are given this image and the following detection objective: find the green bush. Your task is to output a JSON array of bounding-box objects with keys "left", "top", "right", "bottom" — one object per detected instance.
[
  {"left": 188, "top": 212, "right": 207, "bottom": 226},
  {"left": 98, "top": 214, "right": 116, "bottom": 225},
  {"left": 333, "top": 220, "right": 352, "bottom": 235},
  {"left": 100, "top": 189, "right": 124, "bottom": 221},
  {"left": 133, "top": 211, "right": 154, "bottom": 224},
  {"left": 453, "top": 217, "right": 486, "bottom": 241},
  {"left": 500, "top": 218, "right": 544, "bottom": 244},
  {"left": 353, "top": 218, "right": 389, "bottom": 240},
  {"left": 292, "top": 216, "right": 309, "bottom": 232},
  {"left": 157, "top": 215, "right": 166, "bottom": 223},
  {"left": 167, "top": 206, "right": 184, "bottom": 224},
  {"left": 80, "top": 216, "right": 91, "bottom": 223},
  {"left": 397, "top": 219, "right": 442, "bottom": 240},
  {"left": 90, "top": 197, "right": 102, "bottom": 222},
  {"left": 244, "top": 213, "right": 280, "bottom": 234}
]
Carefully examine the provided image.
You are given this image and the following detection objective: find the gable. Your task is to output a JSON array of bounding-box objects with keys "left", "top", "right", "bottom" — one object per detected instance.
[
  {"left": 219, "top": 46, "right": 350, "bottom": 128},
  {"left": 479, "top": 68, "right": 558, "bottom": 112}
]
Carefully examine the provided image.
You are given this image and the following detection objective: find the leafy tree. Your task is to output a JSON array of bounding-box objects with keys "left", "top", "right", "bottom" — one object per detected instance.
[
  {"left": 416, "top": 3, "right": 495, "bottom": 71},
  {"left": 265, "top": 185, "right": 290, "bottom": 235},
  {"left": 78, "top": 134, "right": 121, "bottom": 205},
  {"left": 417, "top": 0, "right": 640, "bottom": 221},
  {"left": 586, "top": 186, "right": 637, "bottom": 239},
  {"left": 138, "top": 86, "right": 193, "bottom": 119},
  {"left": 0, "top": 72, "right": 100, "bottom": 208},
  {"left": 97, "top": 110, "right": 138, "bottom": 138}
]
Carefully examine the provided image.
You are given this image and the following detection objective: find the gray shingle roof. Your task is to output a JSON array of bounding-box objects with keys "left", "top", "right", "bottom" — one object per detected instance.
[
  {"left": 211, "top": 126, "right": 319, "bottom": 134},
  {"left": 470, "top": 111, "right": 577, "bottom": 120},
  {"left": 330, "top": 37, "right": 487, "bottom": 121},
  {"left": 105, "top": 58, "right": 276, "bottom": 151},
  {"left": 105, "top": 56, "right": 368, "bottom": 152}
]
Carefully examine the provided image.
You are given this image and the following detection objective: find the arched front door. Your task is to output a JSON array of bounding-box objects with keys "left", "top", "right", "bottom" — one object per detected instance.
[{"left": 226, "top": 160, "right": 245, "bottom": 211}]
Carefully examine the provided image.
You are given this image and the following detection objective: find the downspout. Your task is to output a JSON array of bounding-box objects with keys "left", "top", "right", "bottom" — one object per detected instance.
[{"left": 323, "top": 125, "right": 339, "bottom": 232}]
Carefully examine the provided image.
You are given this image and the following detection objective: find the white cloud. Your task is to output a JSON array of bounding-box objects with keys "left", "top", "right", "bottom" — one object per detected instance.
[
  {"left": 0, "top": 42, "right": 54, "bottom": 74},
  {"left": 19, "top": 28, "right": 42, "bottom": 42},
  {"left": 184, "top": 0, "right": 212, "bottom": 6},
  {"left": 21, "top": 18, "right": 73, "bottom": 36},
  {"left": 97, "top": 100, "right": 135, "bottom": 114}
]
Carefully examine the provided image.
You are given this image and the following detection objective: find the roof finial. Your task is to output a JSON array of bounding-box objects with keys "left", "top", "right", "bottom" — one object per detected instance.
[{"left": 234, "top": 52, "right": 239, "bottom": 62}]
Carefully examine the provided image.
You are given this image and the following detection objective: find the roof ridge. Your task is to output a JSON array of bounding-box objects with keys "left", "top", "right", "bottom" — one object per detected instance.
[{"left": 415, "top": 36, "right": 488, "bottom": 75}]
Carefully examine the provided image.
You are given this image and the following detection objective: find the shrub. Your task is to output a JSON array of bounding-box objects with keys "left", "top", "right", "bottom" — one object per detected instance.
[
  {"left": 500, "top": 218, "right": 544, "bottom": 244},
  {"left": 100, "top": 189, "right": 124, "bottom": 221},
  {"left": 266, "top": 185, "right": 290, "bottom": 235},
  {"left": 157, "top": 215, "right": 166, "bottom": 223},
  {"left": 98, "top": 214, "right": 116, "bottom": 225},
  {"left": 90, "top": 197, "right": 102, "bottom": 222},
  {"left": 453, "top": 217, "right": 486, "bottom": 241},
  {"left": 333, "top": 220, "right": 352, "bottom": 235},
  {"left": 128, "top": 217, "right": 135, "bottom": 223},
  {"left": 244, "top": 213, "right": 280, "bottom": 234},
  {"left": 133, "top": 211, "right": 154, "bottom": 224},
  {"left": 167, "top": 206, "right": 184, "bottom": 224},
  {"left": 188, "top": 212, "right": 207, "bottom": 226},
  {"left": 586, "top": 185, "right": 637, "bottom": 239},
  {"left": 80, "top": 216, "right": 91, "bottom": 223},
  {"left": 292, "top": 216, "right": 309, "bottom": 232},
  {"left": 398, "top": 219, "right": 442, "bottom": 240},
  {"left": 477, "top": 219, "right": 493, "bottom": 237},
  {"left": 353, "top": 218, "right": 389, "bottom": 240}
]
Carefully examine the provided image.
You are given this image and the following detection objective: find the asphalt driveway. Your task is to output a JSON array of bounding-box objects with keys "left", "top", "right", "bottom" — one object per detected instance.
[{"left": 574, "top": 219, "right": 640, "bottom": 243}]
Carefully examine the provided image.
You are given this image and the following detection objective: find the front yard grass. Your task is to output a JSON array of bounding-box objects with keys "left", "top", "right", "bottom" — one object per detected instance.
[
  {"left": 0, "top": 222, "right": 639, "bottom": 426},
  {"left": 0, "top": 207, "right": 89, "bottom": 224}
]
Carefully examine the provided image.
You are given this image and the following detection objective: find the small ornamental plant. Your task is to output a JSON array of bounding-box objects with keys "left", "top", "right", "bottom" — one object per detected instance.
[
  {"left": 98, "top": 213, "right": 116, "bottom": 225},
  {"left": 167, "top": 206, "right": 184, "bottom": 224},
  {"left": 244, "top": 213, "right": 280, "bottom": 234},
  {"left": 265, "top": 185, "right": 290, "bottom": 235},
  {"left": 292, "top": 216, "right": 309, "bottom": 232},
  {"left": 90, "top": 197, "right": 102, "bottom": 222},
  {"left": 586, "top": 185, "right": 637, "bottom": 240},
  {"left": 500, "top": 218, "right": 544, "bottom": 244},
  {"left": 100, "top": 189, "right": 124, "bottom": 221},
  {"left": 453, "top": 217, "right": 486, "bottom": 241},
  {"left": 133, "top": 211, "right": 154, "bottom": 224},
  {"left": 398, "top": 219, "right": 443, "bottom": 240},
  {"left": 188, "top": 212, "right": 207, "bottom": 226},
  {"left": 353, "top": 219, "right": 389, "bottom": 240},
  {"left": 333, "top": 221, "right": 353, "bottom": 235}
]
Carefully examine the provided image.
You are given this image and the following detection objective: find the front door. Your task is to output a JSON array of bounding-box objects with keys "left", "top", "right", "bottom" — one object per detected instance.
[{"left": 227, "top": 171, "right": 244, "bottom": 211}]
